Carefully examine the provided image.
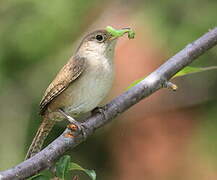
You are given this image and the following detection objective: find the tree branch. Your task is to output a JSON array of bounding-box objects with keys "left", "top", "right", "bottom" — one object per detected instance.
[{"left": 1, "top": 27, "right": 217, "bottom": 180}]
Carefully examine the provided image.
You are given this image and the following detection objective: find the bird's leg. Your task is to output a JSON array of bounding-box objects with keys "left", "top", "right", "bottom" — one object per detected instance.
[
  {"left": 58, "top": 108, "right": 81, "bottom": 131},
  {"left": 58, "top": 108, "right": 87, "bottom": 138}
]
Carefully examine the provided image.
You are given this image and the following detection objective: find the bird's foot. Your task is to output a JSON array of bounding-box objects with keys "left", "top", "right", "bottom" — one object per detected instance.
[
  {"left": 64, "top": 132, "right": 75, "bottom": 138},
  {"left": 66, "top": 123, "right": 87, "bottom": 138},
  {"left": 59, "top": 108, "right": 87, "bottom": 138}
]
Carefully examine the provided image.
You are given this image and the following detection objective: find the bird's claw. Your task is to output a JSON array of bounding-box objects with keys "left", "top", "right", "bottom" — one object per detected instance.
[
  {"left": 59, "top": 108, "right": 87, "bottom": 138},
  {"left": 67, "top": 124, "right": 78, "bottom": 131},
  {"left": 65, "top": 122, "right": 87, "bottom": 138}
]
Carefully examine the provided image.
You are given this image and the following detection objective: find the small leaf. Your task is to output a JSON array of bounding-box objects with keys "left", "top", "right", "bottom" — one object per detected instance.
[
  {"left": 28, "top": 174, "right": 50, "bottom": 180},
  {"left": 55, "top": 155, "right": 71, "bottom": 179},
  {"left": 173, "top": 66, "right": 217, "bottom": 78},
  {"left": 69, "top": 162, "right": 96, "bottom": 180},
  {"left": 127, "top": 66, "right": 217, "bottom": 89},
  {"left": 127, "top": 77, "right": 144, "bottom": 90}
]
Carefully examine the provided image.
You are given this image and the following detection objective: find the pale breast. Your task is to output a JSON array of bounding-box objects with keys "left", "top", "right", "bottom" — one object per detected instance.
[{"left": 62, "top": 56, "right": 114, "bottom": 116}]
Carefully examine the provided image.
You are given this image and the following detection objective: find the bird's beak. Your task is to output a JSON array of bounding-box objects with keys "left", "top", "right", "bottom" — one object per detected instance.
[{"left": 106, "top": 26, "right": 135, "bottom": 41}]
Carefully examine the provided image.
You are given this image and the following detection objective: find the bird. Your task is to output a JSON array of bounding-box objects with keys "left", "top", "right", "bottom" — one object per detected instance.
[{"left": 25, "top": 27, "right": 134, "bottom": 159}]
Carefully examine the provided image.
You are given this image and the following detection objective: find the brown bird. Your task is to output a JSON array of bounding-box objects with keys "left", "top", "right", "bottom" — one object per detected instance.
[{"left": 25, "top": 27, "right": 132, "bottom": 159}]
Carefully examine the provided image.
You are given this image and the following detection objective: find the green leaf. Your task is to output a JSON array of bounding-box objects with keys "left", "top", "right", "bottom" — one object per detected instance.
[
  {"left": 55, "top": 155, "right": 71, "bottom": 179},
  {"left": 28, "top": 174, "right": 50, "bottom": 180},
  {"left": 173, "top": 66, "right": 217, "bottom": 78},
  {"left": 127, "top": 77, "right": 144, "bottom": 90},
  {"left": 127, "top": 66, "right": 217, "bottom": 89},
  {"left": 69, "top": 162, "right": 96, "bottom": 180}
]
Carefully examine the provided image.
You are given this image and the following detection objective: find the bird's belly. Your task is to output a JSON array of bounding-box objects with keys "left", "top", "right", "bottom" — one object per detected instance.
[{"left": 63, "top": 65, "right": 114, "bottom": 116}]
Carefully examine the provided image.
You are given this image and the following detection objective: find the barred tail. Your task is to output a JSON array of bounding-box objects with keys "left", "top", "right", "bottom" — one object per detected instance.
[{"left": 25, "top": 116, "right": 55, "bottom": 160}]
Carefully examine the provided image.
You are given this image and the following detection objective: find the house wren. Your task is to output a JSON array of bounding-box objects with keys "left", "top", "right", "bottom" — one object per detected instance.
[{"left": 25, "top": 26, "right": 135, "bottom": 159}]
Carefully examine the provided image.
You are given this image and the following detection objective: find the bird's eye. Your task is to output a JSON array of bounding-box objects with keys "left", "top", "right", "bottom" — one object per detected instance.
[{"left": 95, "top": 34, "right": 104, "bottom": 42}]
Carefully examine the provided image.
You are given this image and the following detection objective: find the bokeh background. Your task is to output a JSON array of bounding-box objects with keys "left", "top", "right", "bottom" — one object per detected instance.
[{"left": 0, "top": 0, "right": 217, "bottom": 179}]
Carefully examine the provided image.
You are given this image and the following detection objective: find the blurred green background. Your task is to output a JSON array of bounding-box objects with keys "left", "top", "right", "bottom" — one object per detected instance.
[{"left": 0, "top": 0, "right": 217, "bottom": 179}]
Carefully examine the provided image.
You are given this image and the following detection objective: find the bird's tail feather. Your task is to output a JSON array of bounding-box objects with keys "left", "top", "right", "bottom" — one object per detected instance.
[{"left": 25, "top": 116, "right": 55, "bottom": 160}]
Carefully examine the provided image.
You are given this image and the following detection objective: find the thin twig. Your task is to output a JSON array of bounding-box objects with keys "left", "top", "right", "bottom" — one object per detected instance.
[{"left": 0, "top": 27, "right": 217, "bottom": 180}]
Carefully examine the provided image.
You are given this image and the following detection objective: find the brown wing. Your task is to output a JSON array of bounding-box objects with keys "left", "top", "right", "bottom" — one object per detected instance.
[{"left": 39, "top": 55, "right": 86, "bottom": 115}]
